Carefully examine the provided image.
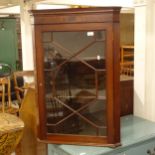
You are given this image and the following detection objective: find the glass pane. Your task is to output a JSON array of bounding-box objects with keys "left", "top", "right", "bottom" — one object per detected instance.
[
  {"left": 53, "top": 32, "right": 94, "bottom": 53},
  {"left": 77, "top": 42, "right": 105, "bottom": 69},
  {"left": 42, "top": 31, "right": 107, "bottom": 137}
]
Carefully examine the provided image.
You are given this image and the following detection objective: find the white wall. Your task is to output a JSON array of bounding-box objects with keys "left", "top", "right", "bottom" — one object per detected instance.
[
  {"left": 134, "top": 6, "right": 146, "bottom": 118},
  {"left": 20, "top": 1, "right": 34, "bottom": 70},
  {"left": 134, "top": 0, "right": 155, "bottom": 122},
  {"left": 0, "top": 6, "right": 20, "bottom": 14},
  {"left": 144, "top": 0, "right": 155, "bottom": 121}
]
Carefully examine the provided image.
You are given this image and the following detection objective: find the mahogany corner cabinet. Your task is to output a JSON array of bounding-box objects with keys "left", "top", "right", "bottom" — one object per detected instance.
[{"left": 31, "top": 7, "right": 121, "bottom": 147}]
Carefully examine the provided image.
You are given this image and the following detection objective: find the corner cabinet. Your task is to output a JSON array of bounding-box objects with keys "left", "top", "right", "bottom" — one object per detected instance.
[{"left": 31, "top": 7, "right": 121, "bottom": 146}]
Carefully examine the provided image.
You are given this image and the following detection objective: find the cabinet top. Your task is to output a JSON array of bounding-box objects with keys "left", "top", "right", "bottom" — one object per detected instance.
[
  {"left": 30, "top": 7, "right": 121, "bottom": 25},
  {"left": 31, "top": 7, "right": 121, "bottom": 15}
]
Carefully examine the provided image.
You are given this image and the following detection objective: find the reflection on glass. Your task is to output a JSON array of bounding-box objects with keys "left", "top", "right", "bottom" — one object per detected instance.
[{"left": 43, "top": 31, "right": 107, "bottom": 136}]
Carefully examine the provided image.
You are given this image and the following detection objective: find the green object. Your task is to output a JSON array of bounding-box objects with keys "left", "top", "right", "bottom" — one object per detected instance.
[
  {"left": 0, "top": 18, "right": 18, "bottom": 71},
  {"left": 0, "top": 63, "right": 12, "bottom": 77}
]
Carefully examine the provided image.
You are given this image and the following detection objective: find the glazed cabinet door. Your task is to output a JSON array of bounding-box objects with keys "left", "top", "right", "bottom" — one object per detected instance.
[
  {"left": 32, "top": 7, "right": 120, "bottom": 146},
  {"left": 43, "top": 30, "right": 107, "bottom": 135}
]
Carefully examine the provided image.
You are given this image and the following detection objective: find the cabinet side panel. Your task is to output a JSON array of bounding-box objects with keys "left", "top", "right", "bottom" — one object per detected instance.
[
  {"left": 34, "top": 26, "right": 47, "bottom": 139},
  {"left": 113, "top": 22, "right": 121, "bottom": 143}
]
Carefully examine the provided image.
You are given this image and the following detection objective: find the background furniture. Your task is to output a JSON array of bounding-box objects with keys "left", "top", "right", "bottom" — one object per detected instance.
[
  {"left": 0, "top": 77, "right": 11, "bottom": 113},
  {"left": 31, "top": 7, "right": 121, "bottom": 146},
  {"left": 120, "top": 61, "right": 134, "bottom": 76},
  {"left": 120, "top": 45, "right": 134, "bottom": 64},
  {"left": 0, "top": 113, "right": 24, "bottom": 155},
  {"left": 120, "top": 78, "right": 133, "bottom": 116},
  {"left": 13, "top": 70, "right": 34, "bottom": 105},
  {"left": 0, "top": 63, "right": 19, "bottom": 114},
  {"left": 120, "top": 52, "right": 134, "bottom": 116},
  {"left": 19, "top": 87, "right": 47, "bottom": 155},
  {"left": 48, "top": 115, "right": 155, "bottom": 155}
]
